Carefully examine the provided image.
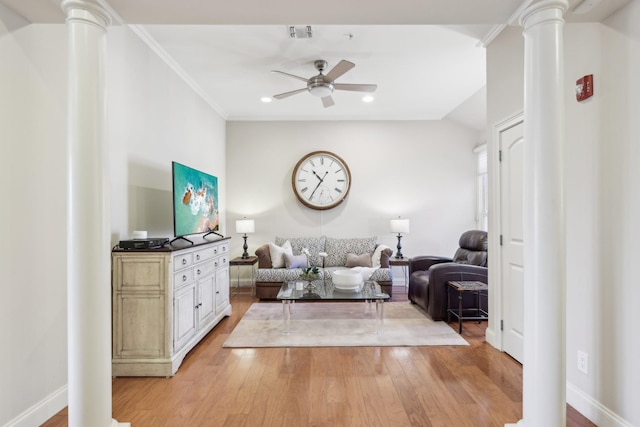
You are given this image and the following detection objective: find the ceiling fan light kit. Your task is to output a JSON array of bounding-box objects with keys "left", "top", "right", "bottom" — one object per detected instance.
[{"left": 271, "top": 59, "right": 377, "bottom": 108}]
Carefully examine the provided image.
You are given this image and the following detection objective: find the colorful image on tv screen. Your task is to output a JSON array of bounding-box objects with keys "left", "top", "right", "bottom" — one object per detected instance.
[{"left": 172, "top": 162, "right": 219, "bottom": 237}]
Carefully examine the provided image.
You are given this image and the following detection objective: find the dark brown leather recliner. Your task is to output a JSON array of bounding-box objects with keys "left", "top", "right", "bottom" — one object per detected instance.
[{"left": 408, "top": 230, "right": 488, "bottom": 320}]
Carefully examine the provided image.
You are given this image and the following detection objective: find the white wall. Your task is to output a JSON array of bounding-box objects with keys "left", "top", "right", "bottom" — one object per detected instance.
[
  {"left": 487, "top": 3, "right": 640, "bottom": 425},
  {"left": 107, "top": 25, "right": 227, "bottom": 243},
  {"left": 0, "top": 7, "right": 68, "bottom": 426},
  {"left": 591, "top": 3, "right": 640, "bottom": 424},
  {"left": 226, "top": 120, "right": 478, "bottom": 262},
  {"left": 0, "top": 12, "right": 227, "bottom": 427}
]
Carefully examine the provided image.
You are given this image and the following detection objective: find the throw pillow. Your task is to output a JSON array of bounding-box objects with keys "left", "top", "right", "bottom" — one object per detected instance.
[
  {"left": 284, "top": 253, "right": 307, "bottom": 269},
  {"left": 345, "top": 252, "right": 372, "bottom": 268},
  {"left": 269, "top": 240, "right": 293, "bottom": 268}
]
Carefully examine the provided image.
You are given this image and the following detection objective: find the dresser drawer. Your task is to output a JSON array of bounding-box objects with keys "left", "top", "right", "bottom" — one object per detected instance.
[
  {"left": 212, "top": 242, "right": 229, "bottom": 257},
  {"left": 174, "top": 253, "right": 193, "bottom": 271},
  {"left": 194, "top": 247, "right": 215, "bottom": 263},
  {"left": 214, "top": 254, "right": 229, "bottom": 269},
  {"left": 194, "top": 260, "right": 216, "bottom": 279},
  {"left": 174, "top": 269, "right": 194, "bottom": 288}
]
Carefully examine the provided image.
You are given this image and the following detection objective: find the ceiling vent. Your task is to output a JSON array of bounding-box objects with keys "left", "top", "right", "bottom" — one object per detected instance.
[{"left": 289, "top": 25, "right": 313, "bottom": 39}]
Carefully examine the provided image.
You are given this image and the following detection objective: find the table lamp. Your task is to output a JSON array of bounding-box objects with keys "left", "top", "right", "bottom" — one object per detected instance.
[
  {"left": 236, "top": 218, "right": 255, "bottom": 259},
  {"left": 390, "top": 217, "right": 410, "bottom": 259}
]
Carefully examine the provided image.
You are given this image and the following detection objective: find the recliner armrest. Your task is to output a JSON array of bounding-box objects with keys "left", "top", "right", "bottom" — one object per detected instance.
[{"left": 409, "top": 256, "right": 453, "bottom": 274}]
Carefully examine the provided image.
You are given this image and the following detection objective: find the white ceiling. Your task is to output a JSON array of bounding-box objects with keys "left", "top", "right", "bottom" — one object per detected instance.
[{"left": 1, "top": 0, "right": 630, "bottom": 128}]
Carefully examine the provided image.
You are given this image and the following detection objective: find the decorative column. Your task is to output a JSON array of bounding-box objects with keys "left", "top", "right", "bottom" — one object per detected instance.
[
  {"left": 61, "top": 1, "right": 128, "bottom": 426},
  {"left": 510, "top": 1, "right": 568, "bottom": 426}
]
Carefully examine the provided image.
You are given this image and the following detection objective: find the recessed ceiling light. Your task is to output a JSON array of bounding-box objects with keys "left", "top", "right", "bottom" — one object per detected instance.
[
  {"left": 362, "top": 95, "right": 374, "bottom": 103},
  {"left": 261, "top": 96, "right": 272, "bottom": 103}
]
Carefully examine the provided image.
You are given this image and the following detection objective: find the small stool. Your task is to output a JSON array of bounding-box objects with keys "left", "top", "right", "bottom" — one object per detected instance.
[{"left": 446, "top": 281, "right": 488, "bottom": 333}]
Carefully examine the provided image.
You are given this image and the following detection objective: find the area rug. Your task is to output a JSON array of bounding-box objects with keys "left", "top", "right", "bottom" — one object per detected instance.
[{"left": 222, "top": 302, "right": 468, "bottom": 348}]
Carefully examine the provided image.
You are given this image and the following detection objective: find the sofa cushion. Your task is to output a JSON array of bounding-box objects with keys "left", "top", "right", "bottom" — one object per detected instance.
[
  {"left": 324, "top": 237, "right": 377, "bottom": 267},
  {"left": 269, "top": 241, "right": 292, "bottom": 268},
  {"left": 369, "top": 268, "right": 393, "bottom": 282},
  {"left": 255, "top": 244, "right": 272, "bottom": 268},
  {"left": 284, "top": 253, "right": 308, "bottom": 269},
  {"left": 275, "top": 236, "right": 326, "bottom": 267},
  {"left": 256, "top": 267, "right": 324, "bottom": 282},
  {"left": 345, "top": 252, "right": 373, "bottom": 268}
]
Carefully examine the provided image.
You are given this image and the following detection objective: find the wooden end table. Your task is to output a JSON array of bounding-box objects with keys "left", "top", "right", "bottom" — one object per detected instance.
[
  {"left": 389, "top": 256, "right": 411, "bottom": 287},
  {"left": 446, "top": 280, "right": 488, "bottom": 333},
  {"left": 229, "top": 256, "right": 258, "bottom": 296}
]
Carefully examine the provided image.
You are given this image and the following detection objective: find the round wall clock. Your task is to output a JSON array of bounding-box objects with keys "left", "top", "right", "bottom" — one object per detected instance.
[{"left": 291, "top": 151, "right": 352, "bottom": 210}]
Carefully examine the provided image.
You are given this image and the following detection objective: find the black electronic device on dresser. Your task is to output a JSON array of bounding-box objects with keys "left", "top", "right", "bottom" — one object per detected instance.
[{"left": 118, "top": 238, "right": 169, "bottom": 250}]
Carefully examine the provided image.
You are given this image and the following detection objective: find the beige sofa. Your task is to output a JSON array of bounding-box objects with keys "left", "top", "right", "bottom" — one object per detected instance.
[{"left": 254, "top": 236, "right": 394, "bottom": 299}]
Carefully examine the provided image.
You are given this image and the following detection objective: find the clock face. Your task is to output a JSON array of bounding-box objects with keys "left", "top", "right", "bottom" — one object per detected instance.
[{"left": 292, "top": 151, "right": 352, "bottom": 210}]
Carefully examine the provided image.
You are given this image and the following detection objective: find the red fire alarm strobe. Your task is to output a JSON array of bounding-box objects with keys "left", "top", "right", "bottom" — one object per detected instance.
[{"left": 576, "top": 74, "right": 594, "bottom": 101}]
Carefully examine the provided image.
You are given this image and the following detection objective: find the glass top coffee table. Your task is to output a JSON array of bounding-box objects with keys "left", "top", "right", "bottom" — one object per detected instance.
[{"left": 276, "top": 279, "right": 390, "bottom": 335}]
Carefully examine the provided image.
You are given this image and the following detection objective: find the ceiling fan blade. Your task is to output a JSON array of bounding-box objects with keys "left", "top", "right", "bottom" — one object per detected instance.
[
  {"left": 321, "top": 96, "right": 335, "bottom": 108},
  {"left": 273, "top": 88, "right": 308, "bottom": 99},
  {"left": 324, "top": 60, "right": 355, "bottom": 82},
  {"left": 271, "top": 70, "right": 309, "bottom": 83},
  {"left": 334, "top": 83, "right": 377, "bottom": 93}
]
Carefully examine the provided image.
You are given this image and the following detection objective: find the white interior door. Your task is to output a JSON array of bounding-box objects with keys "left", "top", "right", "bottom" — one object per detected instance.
[{"left": 500, "top": 118, "right": 525, "bottom": 363}]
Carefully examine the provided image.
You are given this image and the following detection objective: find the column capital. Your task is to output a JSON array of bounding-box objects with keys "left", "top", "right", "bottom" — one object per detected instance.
[
  {"left": 61, "top": 0, "right": 112, "bottom": 28},
  {"left": 519, "top": 0, "right": 569, "bottom": 29}
]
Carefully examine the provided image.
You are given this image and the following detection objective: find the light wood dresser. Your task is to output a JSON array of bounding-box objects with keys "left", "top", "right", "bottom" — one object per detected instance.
[{"left": 111, "top": 237, "right": 231, "bottom": 377}]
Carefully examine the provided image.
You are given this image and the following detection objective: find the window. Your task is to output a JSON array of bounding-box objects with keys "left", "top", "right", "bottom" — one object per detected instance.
[{"left": 475, "top": 145, "right": 488, "bottom": 231}]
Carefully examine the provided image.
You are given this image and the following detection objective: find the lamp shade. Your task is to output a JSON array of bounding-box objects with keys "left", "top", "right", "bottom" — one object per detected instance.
[
  {"left": 390, "top": 218, "right": 410, "bottom": 234},
  {"left": 235, "top": 219, "right": 255, "bottom": 234}
]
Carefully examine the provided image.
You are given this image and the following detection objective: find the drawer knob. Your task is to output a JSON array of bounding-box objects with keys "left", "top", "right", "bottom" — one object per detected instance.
[
  {"left": 196, "top": 254, "right": 200, "bottom": 261},
  {"left": 182, "top": 259, "right": 187, "bottom": 265},
  {"left": 197, "top": 269, "right": 201, "bottom": 275},
  {"left": 214, "top": 249, "right": 218, "bottom": 254},
  {"left": 214, "top": 262, "right": 218, "bottom": 268},
  {"left": 182, "top": 275, "right": 187, "bottom": 282}
]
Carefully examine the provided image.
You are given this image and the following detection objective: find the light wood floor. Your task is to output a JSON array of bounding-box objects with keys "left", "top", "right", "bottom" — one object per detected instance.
[{"left": 43, "top": 285, "right": 595, "bottom": 427}]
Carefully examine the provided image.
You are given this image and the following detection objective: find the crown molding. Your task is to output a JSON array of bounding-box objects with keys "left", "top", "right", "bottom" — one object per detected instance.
[{"left": 128, "top": 25, "right": 228, "bottom": 119}]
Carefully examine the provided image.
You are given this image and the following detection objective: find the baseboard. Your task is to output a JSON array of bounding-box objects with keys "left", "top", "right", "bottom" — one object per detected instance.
[
  {"left": 5, "top": 385, "right": 67, "bottom": 427},
  {"left": 485, "top": 326, "right": 499, "bottom": 349},
  {"left": 567, "top": 382, "right": 632, "bottom": 427}
]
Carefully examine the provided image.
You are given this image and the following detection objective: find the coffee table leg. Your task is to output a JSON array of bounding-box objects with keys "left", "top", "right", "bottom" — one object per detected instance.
[
  {"left": 282, "top": 300, "right": 291, "bottom": 335},
  {"left": 365, "top": 299, "right": 372, "bottom": 315},
  {"left": 374, "top": 299, "right": 384, "bottom": 334}
]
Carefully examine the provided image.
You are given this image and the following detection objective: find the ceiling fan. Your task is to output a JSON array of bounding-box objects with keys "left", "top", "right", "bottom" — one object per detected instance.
[{"left": 271, "top": 59, "right": 377, "bottom": 108}]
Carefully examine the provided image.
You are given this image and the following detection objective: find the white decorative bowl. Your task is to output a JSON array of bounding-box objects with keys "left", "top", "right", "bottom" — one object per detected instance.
[{"left": 332, "top": 270, "right": 363, "bottom": 290}]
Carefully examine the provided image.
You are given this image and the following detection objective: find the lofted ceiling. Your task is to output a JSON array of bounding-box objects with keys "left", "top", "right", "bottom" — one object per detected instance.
[{"left": 0, "top": 0, "right": 630, "bottom": 128}]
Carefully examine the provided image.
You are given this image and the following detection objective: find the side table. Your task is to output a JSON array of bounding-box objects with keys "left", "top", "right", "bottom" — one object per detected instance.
[
  {"left": 229, "top": 256, "right": 258, "bottom": 296},
  {"left": 446, "top": 280, "right": 488, "bottom": 333},
  {"left": 389, "top": 257, "right": 411, "bottom": 287}
]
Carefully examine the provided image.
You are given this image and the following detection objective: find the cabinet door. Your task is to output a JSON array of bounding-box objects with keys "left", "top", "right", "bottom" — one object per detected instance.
[
  {"left": 174, "top": 282, "right": 197, "bottom": 352},
  {"left": 215, "top": 266, "right": 230, "bottom": 314},
  {"left": 198, "top": 273, "right": 216, "bottom": 329},
  {"left": 114, "top": 292, "right": 166, "bottom": 359}
]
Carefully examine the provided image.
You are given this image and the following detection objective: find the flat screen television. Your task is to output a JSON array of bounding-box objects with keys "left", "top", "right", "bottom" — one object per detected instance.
[{"left": 172, "top": 161, "right": 220, "bottom": 242}]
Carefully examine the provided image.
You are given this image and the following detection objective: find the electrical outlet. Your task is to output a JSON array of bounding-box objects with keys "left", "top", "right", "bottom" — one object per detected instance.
[{"left": 577, "top": 350, "right": 588, "bottom": 375}]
